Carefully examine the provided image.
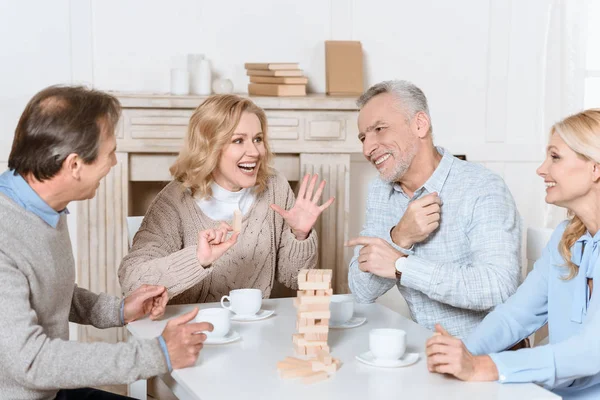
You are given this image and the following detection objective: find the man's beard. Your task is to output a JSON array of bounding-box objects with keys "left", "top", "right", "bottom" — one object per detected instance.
[{"left": 379, "top": 144, "right": 417, "bottom": 183}]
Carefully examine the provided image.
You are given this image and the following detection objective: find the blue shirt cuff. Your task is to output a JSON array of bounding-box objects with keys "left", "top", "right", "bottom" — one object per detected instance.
[
  {"left": 158, "top": 335, "right": 173, "bottom": 372},
  {"left": 120, "top": 299, "right": 125, "bottom": 325},
  {"left": 489, "top": 347, "right": 556, "bottom": 387},
  {"left": 387, "top": 228, "right": 415, "bottom": 255}
]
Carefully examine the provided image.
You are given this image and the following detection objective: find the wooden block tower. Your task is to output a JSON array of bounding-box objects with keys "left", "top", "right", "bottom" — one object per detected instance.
[{"left": 293, "top": 269, "right": 333, "bottom": 357}]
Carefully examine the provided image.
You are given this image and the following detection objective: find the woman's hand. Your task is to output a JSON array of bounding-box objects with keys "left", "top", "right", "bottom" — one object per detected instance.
[
  {"left": 196, "top": 222, "right": 239, "bottom": 267},
  {"left": 426, "top": 324, "right": 499, "bottom": 381},
  {"left": 270, "top": 174, "right": 335, "bottom": 240}
]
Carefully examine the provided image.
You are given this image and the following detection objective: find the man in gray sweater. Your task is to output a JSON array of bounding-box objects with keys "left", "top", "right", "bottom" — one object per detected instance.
[{"left": 0, "top": 86, "right": 213, "bottom": 399}]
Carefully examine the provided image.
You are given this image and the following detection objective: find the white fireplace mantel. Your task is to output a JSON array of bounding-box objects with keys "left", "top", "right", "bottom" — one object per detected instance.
[{"left": 76, "top": 92, "right": 362, "bottom": 343}]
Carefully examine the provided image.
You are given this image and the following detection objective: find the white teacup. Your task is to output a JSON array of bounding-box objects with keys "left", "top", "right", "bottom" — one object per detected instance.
[
  {"left": 220, "top": 288, "right": 262, "bottom": 317},
  {"left": 195, "top": 308, "right": 231, "bottom": 338},
  {"left": 369, "top": 328, "right": 407, "bottom": 361},
  {"left": 330, "top": 295, "right": 354, "bottom": 324}
]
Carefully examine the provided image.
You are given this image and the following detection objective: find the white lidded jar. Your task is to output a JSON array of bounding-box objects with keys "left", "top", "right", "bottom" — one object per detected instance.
[
  {"left": 197, "top": 58, "right": 212, "bottom": 95},
  {"left": 189, "top": 54, "right": 212, "bottom": 95}
]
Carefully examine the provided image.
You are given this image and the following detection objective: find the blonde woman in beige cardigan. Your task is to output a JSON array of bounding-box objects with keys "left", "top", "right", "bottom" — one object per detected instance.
[{"left": 118, "top": 95, "right": 334, "bottom": 304}]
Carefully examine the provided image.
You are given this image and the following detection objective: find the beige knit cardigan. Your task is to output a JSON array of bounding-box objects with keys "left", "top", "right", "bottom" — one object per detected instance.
[{"left": 118, "top": 171, "right": 318, "bottom": 304}]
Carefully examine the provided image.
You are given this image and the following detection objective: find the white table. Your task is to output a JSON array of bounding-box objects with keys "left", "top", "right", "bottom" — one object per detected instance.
[{"left": 127, "top": 297, "right": 560, "bottom": 400}]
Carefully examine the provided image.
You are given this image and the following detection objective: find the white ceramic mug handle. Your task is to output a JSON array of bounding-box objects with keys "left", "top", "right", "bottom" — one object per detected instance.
[{"left": 220, "top": 295, "right": 233, "bottom": 311}]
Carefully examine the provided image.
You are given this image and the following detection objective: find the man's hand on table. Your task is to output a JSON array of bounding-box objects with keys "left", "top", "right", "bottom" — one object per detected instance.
[
  {"left": 391, "top": 192, "right": 441, "bottom": 248},
  {"left": 346, "top": 237, "right": 404, "bottom": 279},
  {"left": 162, "top": 308, "right": 213, "bottom": 370},
  {"left": 123, "top": 284, "right": 169, "bottom": 323}
]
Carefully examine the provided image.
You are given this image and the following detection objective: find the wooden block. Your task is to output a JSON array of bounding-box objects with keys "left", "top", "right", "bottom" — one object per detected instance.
[
  {"left": 232, "top": 209, "right": 242, "bottom": 232},
  {"left": 298, "top": 290, "right": 316, "bottom": 297},
  {"left": 296, "top": 293, "right": 331, "bottom": 305},
  {"left": 304, "top": 332, "right": 328, "bottom": 341},
  {"left": 283, "top": 356, "right": 311, "bottom": 366},
  {"left": 296, "top": 317, "right": 315, "bottom": 327},
  {"left": 297, "top": 269, "right": 309, "bottom": 284},
  {"left": 333, "top": 358, "right": 341, "bottom": 369},
  {"left": 317, "top": 350, "right": 333, "bottom": 364},
  {"left": 322, "top": 269, "right": 332, "bottom": 283},
  {"left": 294, "top": 343, "right": 307, "bottom": 356},
  {"left": 297, "top": 302, "right": 330, "bottom": 312},
  {"left": 280, "top": 366, "right": 315, "bottom": 379},
  {"left": 298, "top": 325, "right": 329, "bottom": 334},
  {"left": 315, "top": 289, "right": 333, "bottom": 296},
  {"left": 298, "top": 282, "right": 331, "bottom": 291},
  {"left": 313, "top": 269, "right": 323, "bottom": 282},
  {"left": 302, "top": 371, "right": 329, "bottom": 384},
  {"left": 315, "top": 318, "right": 329, "bottom": 326},
  {"left": 295, "top": 320, "right": 310, "bottom": 331},
  {"left": 307, "top": 270, "right": 318, "bottom": 283},
  {"left": 310, "top": 360, "right": 337, "bottom": 374},
  {"left": 306, "top": 346, "right": 321, "bottom": 356},
  {"left": 298, "top": 310, "right": 331, "bottom": 319},
  {"left": 292, "top": 333, "right": 302, "bottom": 344},
  {"left": 278, "top": 361, "right": 306, "bottom": 370}
]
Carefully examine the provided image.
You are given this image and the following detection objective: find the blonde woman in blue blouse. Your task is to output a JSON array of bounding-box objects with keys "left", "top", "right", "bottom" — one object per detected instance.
[{"left": 426, "top": 109, "right": 600, "bottom": 399}]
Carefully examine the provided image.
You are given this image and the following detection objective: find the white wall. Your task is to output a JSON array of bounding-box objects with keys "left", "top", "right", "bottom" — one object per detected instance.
[{"left": 1, "top": 0, "right": 561, "bottom": 315}]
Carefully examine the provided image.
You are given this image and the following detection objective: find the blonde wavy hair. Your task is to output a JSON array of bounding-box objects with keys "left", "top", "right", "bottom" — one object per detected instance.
[
  {"left": 170, "top": 94, "right": 273, "bottom": 198},
  {"left": 553, "top": 109, "right": 600, "bottom": 279}
]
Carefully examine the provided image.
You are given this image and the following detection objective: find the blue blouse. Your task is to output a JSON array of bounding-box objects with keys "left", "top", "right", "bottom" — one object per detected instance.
[{"left": 464, "top": 220, "right": 600, "bottom": 399}]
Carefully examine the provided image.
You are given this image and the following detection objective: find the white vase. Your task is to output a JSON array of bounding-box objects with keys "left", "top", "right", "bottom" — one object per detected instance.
[
  {"left": 191, "top": 59, "right": 212, "bottom": 95},
  {"left": 212, "top": 78, "right": 234, "bottom": 94},
  {"left": 188, "top": 54, "right": 205, "bottom": 94},
  {"left": 170, "top": 68, "right": 189, "bottom": 95}
]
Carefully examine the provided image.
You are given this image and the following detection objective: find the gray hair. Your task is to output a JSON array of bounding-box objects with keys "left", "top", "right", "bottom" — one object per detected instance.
[{"left": 357, "top": 80, "right": 432, "bottom": 132}]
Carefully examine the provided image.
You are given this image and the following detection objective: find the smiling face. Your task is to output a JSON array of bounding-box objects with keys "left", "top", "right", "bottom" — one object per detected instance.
[
  {"left": 357, "top": 93, "right": 419, "bottom": 182},
  {"left": 536, "top": 132, "right": 598, "bottom": 209},
  {"left": 212, "top": 111, "right": 266, "bottom": 191}
]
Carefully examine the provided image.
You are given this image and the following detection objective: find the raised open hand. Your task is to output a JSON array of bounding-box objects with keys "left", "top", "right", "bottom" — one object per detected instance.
[{"left": 270, "top": 174, "right": 335, "bottom": 240}]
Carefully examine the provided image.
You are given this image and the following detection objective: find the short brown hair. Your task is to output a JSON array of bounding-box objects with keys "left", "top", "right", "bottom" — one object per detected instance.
[
  {"left": 170, "top": 94, "right": 273, "bottom": 198},
  {"left": 8, "top": 85, "right": 121, "bottom": 181}
]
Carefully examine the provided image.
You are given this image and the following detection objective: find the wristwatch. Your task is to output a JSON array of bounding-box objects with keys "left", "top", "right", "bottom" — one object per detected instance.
[{"left": 394, "top": 256, "right": 407, "bottom": 282}]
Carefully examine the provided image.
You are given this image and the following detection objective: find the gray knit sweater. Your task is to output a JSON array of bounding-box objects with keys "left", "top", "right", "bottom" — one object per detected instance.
[{"left": 0, "top": 194, "right": 168, "bottom": 400}]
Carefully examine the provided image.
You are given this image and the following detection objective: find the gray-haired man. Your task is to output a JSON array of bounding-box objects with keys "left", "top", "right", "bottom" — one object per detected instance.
[{"left": 347, "top": 80, "right": 522, "bottom": 338}]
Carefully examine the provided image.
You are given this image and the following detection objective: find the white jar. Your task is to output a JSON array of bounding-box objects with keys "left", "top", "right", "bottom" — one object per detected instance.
[
  {"left": 170, "top": 68, "right": 189, "bottom": 95},
  {"left": 212, "top": 78, "right": 234, "bottom": 94},
  {"left": 190, "top": 58, "right": 212, "bottom": 95},
  {"left": 197, "top": 58, "right": 212, "bottom": 96}
]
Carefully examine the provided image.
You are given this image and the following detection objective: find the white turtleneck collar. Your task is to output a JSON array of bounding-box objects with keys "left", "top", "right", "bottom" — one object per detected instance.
[{"left": 195, "top": 182, "right": 256, "bottom": 222}]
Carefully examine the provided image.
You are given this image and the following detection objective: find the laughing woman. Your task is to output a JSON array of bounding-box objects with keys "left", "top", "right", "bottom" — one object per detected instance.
[
  {"left": 426, "top": 109, "right": 600, "bottom": 399},
  {"left": 118, "top": 94, "right": 333, "bottom": 304}
]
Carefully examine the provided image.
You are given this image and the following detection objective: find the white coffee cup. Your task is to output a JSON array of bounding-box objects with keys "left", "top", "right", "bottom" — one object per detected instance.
[
  {"left": 195, "top": 308, "right": 231, "bottom": 338},
  {"left": 220, "top": 288, "right": 262, "bottom": 316},
  {"left": 369, "top": 328, "right": 407, "bottom": 360},
  {"left": 330, "top": 295, "right": 354, "bottom": 324}
]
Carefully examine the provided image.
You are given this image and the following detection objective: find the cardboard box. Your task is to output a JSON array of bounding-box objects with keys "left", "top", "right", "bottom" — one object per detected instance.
[{"left": 325, "top": 41, "right": 364, "bottom": 95}]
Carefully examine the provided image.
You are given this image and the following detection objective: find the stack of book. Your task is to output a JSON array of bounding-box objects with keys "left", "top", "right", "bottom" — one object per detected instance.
[{"left": 245, "top": 63, "right": 307, "bottom": 96}]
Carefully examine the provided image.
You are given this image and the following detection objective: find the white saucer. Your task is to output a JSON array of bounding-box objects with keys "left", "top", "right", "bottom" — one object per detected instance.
[
  {"left": 355, "top": 351, "right": 419, "bottom": 368},
  {"left": 230, "top": 309, "right": 275, "bottom": 322},
  {"left": 329, "top": 316, "right": 367, "bottom": 329},
  {"left": 204, "top": 330, "right": 241, "bottom": 345}
]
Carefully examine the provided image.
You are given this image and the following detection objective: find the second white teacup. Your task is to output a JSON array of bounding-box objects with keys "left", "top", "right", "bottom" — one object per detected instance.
[
  {"left": 330, "top": 295, "right": 354, "bottom": 324},
  {"left": 369, "top": 328, "right": 407, "bottom": 361},
  {"left": 220, "top": 288, "right": 262, "bottom": 317},
  {"left": 195, "top": 308, "right": 231, "bottom": 338}
]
